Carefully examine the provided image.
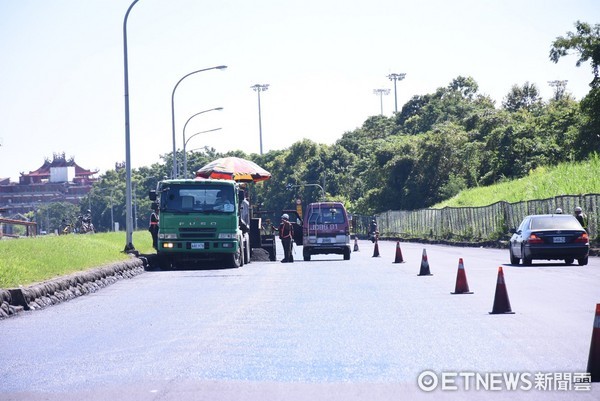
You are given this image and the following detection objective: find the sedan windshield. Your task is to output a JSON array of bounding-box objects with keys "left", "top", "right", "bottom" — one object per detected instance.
[{"left": 530, "top": 216, "right": 583, "bottom": 230}]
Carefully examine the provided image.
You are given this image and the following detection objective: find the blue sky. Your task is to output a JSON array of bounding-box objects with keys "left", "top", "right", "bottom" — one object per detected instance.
[{"left": 0, "top": 0, "right": 598, "bottom": 181}]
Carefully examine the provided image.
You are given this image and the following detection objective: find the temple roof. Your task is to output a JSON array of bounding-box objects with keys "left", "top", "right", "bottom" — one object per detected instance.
[{"left": 20, "top": 152, "right": 98, "bottom": 178}]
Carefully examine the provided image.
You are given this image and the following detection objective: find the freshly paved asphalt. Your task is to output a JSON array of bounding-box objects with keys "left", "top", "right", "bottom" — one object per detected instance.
[{"left": 0, "top": 240, "right": 598, "bottom": 400}]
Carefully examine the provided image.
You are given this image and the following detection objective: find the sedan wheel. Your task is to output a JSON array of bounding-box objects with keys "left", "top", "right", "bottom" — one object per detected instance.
[{"left": 509, "top": 247, "right": 520, "bottom": 265}]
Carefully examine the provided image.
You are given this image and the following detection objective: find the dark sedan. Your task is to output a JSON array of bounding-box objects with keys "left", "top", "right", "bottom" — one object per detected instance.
[{"left": 509, "top": 214, "right": 589, "bottom": 266}]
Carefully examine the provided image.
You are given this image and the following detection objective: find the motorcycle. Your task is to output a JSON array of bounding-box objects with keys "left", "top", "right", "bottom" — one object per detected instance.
[{"left": 368, "top": 230, "right": 379, "bottom": 243}]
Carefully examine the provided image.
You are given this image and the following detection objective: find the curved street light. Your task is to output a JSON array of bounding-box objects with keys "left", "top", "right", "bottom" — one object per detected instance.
[
  {"left": 183, "top": 127, "right": 222, "bottom": 178},
  {"left": 171, "top": 65, "right": 227, "bottom": 178},
  {"left": 122, "top": 0, "right": 140, "bottom": 252},
  {"left": 287, "top": 182, "right": 325, "bottom": 201},
  {"left": 182, "top": 107, "right": 223, "bottom": 177}
]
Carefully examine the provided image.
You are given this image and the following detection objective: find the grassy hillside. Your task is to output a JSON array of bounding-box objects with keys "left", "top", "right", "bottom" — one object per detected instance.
[
  {"left": 0, "top": 231, "right": 154, "bottom": 289},
  {"left": 434, "top": 155, "right": 600, "bottom": 208}
]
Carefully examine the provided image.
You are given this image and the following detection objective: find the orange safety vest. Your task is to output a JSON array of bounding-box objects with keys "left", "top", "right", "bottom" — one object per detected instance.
[{"left": 279, "top": 220, "right": 292, "bottom": 239}]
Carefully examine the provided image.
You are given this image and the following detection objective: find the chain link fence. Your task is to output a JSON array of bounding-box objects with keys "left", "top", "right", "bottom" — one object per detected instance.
[{"left": 353, "top": 194, "right": 599, "bottom": 243}]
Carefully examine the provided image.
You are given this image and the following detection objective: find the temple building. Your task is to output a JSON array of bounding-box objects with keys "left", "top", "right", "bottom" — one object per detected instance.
[{"left": 0, "top": 153, "right": 98, "bottom": 217}]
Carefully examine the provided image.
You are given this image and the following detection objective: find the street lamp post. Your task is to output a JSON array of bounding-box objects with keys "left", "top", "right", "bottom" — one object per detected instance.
[
  {"left": 373, "top": 89, "right": 391, "bottom": 116},
  {"left": 251, "top": 84, "right": 269, "bottom": 155},
  {"left": 288, "top": 183, "right": 325, "bottom": 201},
  {"left": 183, "top": 128, "right": 222, "bottom": 178},
  {"left": 182, "top": 107, "right": 223, "bottom": 178},
  {"left": 122, "top": 0, "right": 140, "bottom": 252},
  {"left": 387, "top": 73, "right": 406, "bottom": 113},
  {"left": 171, "top": 65, "right": 227, "bottom": 179}
]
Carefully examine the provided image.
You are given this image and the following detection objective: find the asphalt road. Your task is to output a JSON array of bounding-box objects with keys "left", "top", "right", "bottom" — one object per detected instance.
[{"left": 0, "top": 240, "right": 598, "bottom": 401}]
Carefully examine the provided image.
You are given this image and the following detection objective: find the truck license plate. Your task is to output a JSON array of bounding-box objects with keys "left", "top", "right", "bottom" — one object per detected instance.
[
  {"left": 553, "top": 237, "right": 565, "bottom": 243},
  {"left": 191, "top": 242, "right": 205, "bottom": 249}
]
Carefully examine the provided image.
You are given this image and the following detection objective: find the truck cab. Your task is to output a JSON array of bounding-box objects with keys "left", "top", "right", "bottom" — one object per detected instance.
[{"left": 149, "top": 178, "right": 249, "bottom": 269}]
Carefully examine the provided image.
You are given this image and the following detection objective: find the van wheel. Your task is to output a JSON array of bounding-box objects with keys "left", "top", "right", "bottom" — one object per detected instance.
[
  {"left": 303, "top": 248, "right": 311, "bottom": 261},
  {"left": 343, "top": 248, "right": 351, "bottom": 260}
]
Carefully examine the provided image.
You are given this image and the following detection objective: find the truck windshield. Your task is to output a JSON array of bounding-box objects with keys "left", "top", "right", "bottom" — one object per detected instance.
[{"left": 160, "top": 184, "right": 235, "bottom": 213}]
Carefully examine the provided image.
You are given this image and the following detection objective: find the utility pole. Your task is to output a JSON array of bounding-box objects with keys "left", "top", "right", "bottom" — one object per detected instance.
[
  {"left": 251, "top": 84, "right": 269, "bottom": 155},
  {"left": 373, "top": 89, "right": 390, "bottom": 116},
  {"left": 387, "top": 73, "right": 406, "bottom": 113}
]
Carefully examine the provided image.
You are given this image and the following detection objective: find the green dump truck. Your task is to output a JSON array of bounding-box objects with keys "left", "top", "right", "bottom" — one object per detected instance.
[{"left": 149, "top": 178, "right": 252, "bottom": 269}]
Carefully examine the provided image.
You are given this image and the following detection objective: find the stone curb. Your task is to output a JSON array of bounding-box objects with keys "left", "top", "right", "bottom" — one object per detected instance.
[{"left": 0, "top": 256, "right": 147, "bottom": 320}]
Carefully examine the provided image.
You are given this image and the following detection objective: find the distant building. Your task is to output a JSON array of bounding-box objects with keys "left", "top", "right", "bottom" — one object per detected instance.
[{"left": 0, "top": 152, "right": 98, "bottom": 217}]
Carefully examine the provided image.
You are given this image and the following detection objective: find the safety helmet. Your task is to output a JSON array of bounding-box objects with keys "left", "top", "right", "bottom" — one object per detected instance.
[
  {"left": 575, "top": 206, "right": 582, "bottom": 213},
  {"left": 281, "top": 213, "right": 289, "bottom": 220}
]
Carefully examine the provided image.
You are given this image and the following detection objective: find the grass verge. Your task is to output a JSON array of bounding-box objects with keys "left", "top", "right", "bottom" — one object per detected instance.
[
  {"left": 0, "top": 231, "right": 154, "bottom": 289},
  {"left": 435, "top": 155, "right": 600, "bottom": 208}
]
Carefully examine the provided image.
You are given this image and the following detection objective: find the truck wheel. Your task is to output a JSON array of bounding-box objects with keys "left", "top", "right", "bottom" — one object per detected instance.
[
  {"left": 244, "top": 235, "right": 251, "bottom": 265},
  {"left": 157, "top": 254, "right": 172, "bottom": 271},
  {"left": 303, "top": 248, "right": 311, "bottom": 262},
  {"left": 226, "top": 241, "right": 243, "bottom": 268},
  {"left": 268, "top": 247, "right": 276, "bottom": 261}
]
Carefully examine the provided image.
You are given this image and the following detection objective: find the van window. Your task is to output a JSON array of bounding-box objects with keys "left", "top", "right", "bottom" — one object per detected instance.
[{"left": 307, "top": 207, "right": 346, "bottom": 224}]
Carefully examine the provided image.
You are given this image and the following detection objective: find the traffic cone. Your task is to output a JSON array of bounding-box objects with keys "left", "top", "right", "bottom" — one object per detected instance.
[
  {"left": 587, "top": 303, "right": 600, "bottom": 382},
  {"left": 353, "top": 237, "right": 359, "bottom": 252},
  {"left": 489, "top": 266, "right": 515, "bottom": 314},
  {"left": 393, "top": 241, "right": 405, "bottom": 263},
  {"left": 451, "top": 258, "right": 473, "bottom": 294},
  {"left": 372, "top": 238, "right": 380, "bottom": 257},
  {"left": 417, "top": 248, "right": 432, "bottom": 276}
]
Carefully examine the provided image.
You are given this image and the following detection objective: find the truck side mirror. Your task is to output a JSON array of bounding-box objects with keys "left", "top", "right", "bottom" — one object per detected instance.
[
  {"left": 151, "top": 202, "right": 159, "bottom": 210},
  {"left": 149, "top": 190, "right": 157, "bottom": 201}
]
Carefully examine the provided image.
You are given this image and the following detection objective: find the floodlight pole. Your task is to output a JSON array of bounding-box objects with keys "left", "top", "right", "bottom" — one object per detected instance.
[
  {"left": 373, "top": 89, "right": 391, "bottom": 116},
  {"left": 251, "top": 84, "right": 269, "bottom": 155},
  {"left": 387, "top": 73, "right": 406, "bottom": 113}
]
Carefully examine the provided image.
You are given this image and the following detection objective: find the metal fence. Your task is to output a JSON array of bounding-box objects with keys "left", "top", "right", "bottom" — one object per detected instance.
[{"left": 355, "top": 194, "right": 599, "bottom": 242}]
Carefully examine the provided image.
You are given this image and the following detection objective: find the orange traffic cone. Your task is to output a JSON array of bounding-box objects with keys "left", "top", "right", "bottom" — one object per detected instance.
[
  {"left": 417, "top": 249, "right": 432, "bottom": 276},
  {"left": 372, "top": 238, "right": 380, "bottom": 257},
  {"left": 489, "top": 266, "right": 514, "bottom": 314},
  {"left": 393, "top": 241, "right": 405, "bottom": 263},
  {"left": 588, "top": 303, "right": 600, "bottom": 382},
  {"left": 353, "top": 237, "right": 359, "bottom": 252},
  {"left": 451, "top": 258, "right": 473, "bottom": 294}
]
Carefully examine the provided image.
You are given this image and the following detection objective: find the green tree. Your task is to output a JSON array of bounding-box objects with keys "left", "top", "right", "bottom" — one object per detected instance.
[{"left": 550, "top": 21, "right": 600, "bottom": 88}]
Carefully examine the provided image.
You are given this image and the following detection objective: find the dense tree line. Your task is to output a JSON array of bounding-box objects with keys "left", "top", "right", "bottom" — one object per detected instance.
[{"left": 69, "top": 21, "right": 599, "bottom": 232}]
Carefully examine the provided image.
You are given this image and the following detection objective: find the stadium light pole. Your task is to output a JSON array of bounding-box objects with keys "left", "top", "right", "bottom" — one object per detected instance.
[
  {"left": 387, "top": 73, "right": 406, "bottom": 113},
  {"left": 122, "top": 0, "right": 140, "bottom": 253},
  {"left": 171, "top": 65, "right": 227, "bottom": 179},
  {"left": 182, "top": 107, "right": 223, "bottom": 178},
  {"left": 251, "top": 84, "right": 269, "bottom": 155},
  {"left": 373, "top": 88, "right": 390, "bottom": 116},
  {"left": 183, "top": 127, "right": 222, "bottom": 178}
]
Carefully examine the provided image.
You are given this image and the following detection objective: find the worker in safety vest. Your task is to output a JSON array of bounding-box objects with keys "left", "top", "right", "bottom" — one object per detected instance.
[{"left": 278, "top": 213, "right": 294, "bottom": 263}]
